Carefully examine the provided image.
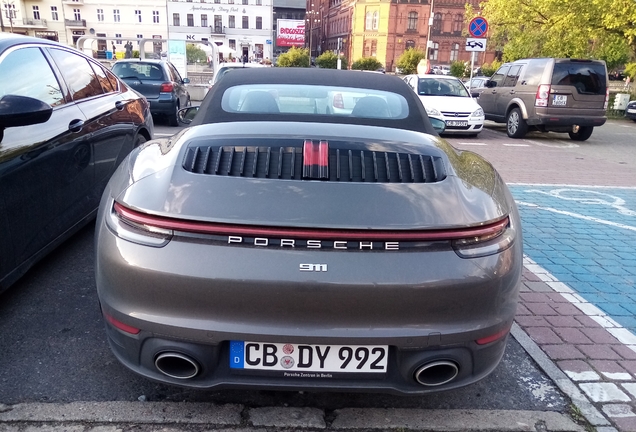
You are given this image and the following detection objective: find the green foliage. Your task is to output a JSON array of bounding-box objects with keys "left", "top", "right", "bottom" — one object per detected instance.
[
  {"left": 315, "top": 51, "right": 347, "bottom": 69},
  {"left": 186, "top": 44, "right": 207, "bottom": 64},
  {"left": 450, "top": 61, "right": 469, "bottom": 78},
  {"left": 396, "top": 48, "right": 426, "bottom": 75},
  {"left": 479, "top": 60, "right": 501, "bottom": 77},
  {"left": 276, "top": 47, "right": 310, "bottom": 67},
  {"left": 351, "top": 57, "right": 383, "bottom": 71},
  {"left": 475, "top": 0, "right": 636, "bottom": 64},
  {"left": 625, "top": 63, "right": 636, "bottom": 79}
]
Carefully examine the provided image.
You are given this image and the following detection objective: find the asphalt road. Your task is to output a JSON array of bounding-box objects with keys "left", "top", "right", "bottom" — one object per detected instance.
[{"left": 1, "top": 117, "right": 634, "bottom": 430}]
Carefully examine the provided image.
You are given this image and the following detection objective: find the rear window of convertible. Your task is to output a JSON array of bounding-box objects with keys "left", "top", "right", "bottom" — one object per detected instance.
[{"left": 221, "top": 84, "right": 409, "bottom": 119}]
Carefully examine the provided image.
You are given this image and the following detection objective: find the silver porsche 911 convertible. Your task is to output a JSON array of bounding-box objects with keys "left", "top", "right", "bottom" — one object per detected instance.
[{"left": 95, "top": 68, "right": 522, "bottom": 395}]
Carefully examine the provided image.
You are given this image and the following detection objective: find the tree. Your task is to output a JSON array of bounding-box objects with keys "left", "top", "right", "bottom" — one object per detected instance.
[
  {"left": 450, "top": 61, "right": 469, "bottom": 78},
  {"left": 315, "top": 51, "right": 347, "bottom": 69},
  {"left": 186, "top": 44, "right": 207, "bottom": 64},
  {"left": 469, "top": 0, "right": 636, "bottom": 65},
  {"left": 276, "top": 47, "right": 310, "bottom": 67},
  {"left": 479, "top": 60, "right": 502, "bottom": 77},
  {"left": 396, "top": 48, "right": 426, "bottom": 75},
  {"left": 351, "top": 57, "right": 383, "bottom": 71}
]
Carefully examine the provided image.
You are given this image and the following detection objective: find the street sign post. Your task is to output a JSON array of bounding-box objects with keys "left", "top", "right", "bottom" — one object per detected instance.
[{"left": 467, "top": 17, "right": 488, "bottom": 94}]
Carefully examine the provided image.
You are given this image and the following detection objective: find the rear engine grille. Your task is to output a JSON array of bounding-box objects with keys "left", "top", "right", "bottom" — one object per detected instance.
[{"left": 183, "top": 145, "right": 447, "bottom": 183}]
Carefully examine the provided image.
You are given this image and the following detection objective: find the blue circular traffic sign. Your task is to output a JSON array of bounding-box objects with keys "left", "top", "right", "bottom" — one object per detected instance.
[{"left": 469, "top": 17, "right": 488, "bottom": 38}]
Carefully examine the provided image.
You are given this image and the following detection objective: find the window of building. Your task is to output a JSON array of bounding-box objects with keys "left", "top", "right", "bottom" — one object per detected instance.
[
  {"left": 228, "top": 0, "right": 234, "bottom": 4},
  {"left": 74, "top": 8, "right": 81, "bottom": 20},
  {"left": 113, "top": 9, "right": 120, "bottom": 22},
  {"left": 256, "top": 16, "right": 262, "bottom": 29},
  {"left": 430, "top": 42, "right": 439, "bottom": 60},
  {"left": 173, "top": 13, "right": 180, "bottom": 26},
  {"left": 433, "top": 13, "right": 442, "bottom": 32},
  {"left": 242, "top": 0, "right": 248, "bottom": 4},
  {"left": 363, "top": 38, "right": 376, "bottom": 57},
  {"left": 365, "top": 12, "right": 372, "bottom": 30},
  {"left": 242, "top": 15, "right": 248, "bottom": 28},
  {"left": 3, "top": 3, "right": 16, "bottom": 20},
  {"left": 256, "top": 0, "right": 262, "bottom": 5},
  {"left": 51, "top": 6, "right": 58, "bottom": 20},
  {"left": 201, "top": 14, "right": 208, "bottom": 27},
  {"left": 137, "top": 34, "right": 143, "bottom": 41},
  {"left": 214, "top": 0, "right": 220, "bottom": 3},
  {"left": 187, "top": 14, "right": 194, "bottom": 26},
  {"left": 407, "top": 12, "right": 417, "bottom": 31},
  {"left": 452, "top": 14, "right": 463, "bottom": 32},
  {"left": 405, "top": 39, "right": 415, "bottom": 49},
  {"left": 450, "top": 42, "right": 459, "bottom": 61},
  {"left": 135, "top": 10, "right": 142, "bottom": 23},
  {"left": 97, "top": 8, "right": 104, "bottom": 21},
  {"left": 372, "top": 11, "right": 378, "bottom": 30},
  {"left": 153, "top": 11, "right": 159, "bottom": 23},
  {"left": 214, "top": 15, "right": 222, "bottom": 32},
  {"left": 228, "top": 15, "right": 235, "bottom": 28},
  {"left": 32, "top": 6, "right": 40, "bottom": 20},
  {"left": 229, "top": 39, "right": 236, "bottom": 50},
  {"left": 115, "top": 33, "right": 122, "bottom": 44}
]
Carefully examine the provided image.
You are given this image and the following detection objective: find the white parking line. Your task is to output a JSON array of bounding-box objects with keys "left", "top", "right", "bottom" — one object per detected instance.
[
  {"left": 155, "top": 133, "right": 174, "bottom": 137},
  {"left": 503, "top": 143, "right": 530, "bottom": 147},
  {"left": 456, "top": 142, "right": 488, "bottom": 146}
]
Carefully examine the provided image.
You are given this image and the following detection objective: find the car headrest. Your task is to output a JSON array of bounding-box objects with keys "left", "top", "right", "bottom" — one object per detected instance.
[{"left": 351, "top": 96, "right": 390, "bottom": 118}]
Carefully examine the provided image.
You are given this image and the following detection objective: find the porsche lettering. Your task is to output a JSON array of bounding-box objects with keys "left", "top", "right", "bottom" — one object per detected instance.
[{"left": 228, "top": 236, "right": 400, "bottom": 250}]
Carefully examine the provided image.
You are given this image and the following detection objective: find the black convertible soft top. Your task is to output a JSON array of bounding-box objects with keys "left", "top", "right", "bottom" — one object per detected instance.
[{"left": 192, "top": 67, "right": 437, "bottom": 135}]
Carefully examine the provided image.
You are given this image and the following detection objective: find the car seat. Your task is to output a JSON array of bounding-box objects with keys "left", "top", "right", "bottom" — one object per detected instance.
[
  {"left": 351, "top": 96, "right": 390, "bottom": 118},
  {"left": 239, "top": 91, "right": 280, "bottom": 113}
]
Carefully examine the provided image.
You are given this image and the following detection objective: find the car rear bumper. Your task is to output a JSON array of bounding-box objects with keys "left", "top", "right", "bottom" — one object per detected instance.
[
  {"left": 147, "top": 94, "right": 177, "bottom": 115},
  {"left": 528, "top": 111, "right": 607, "bottom": 128},
  {"left": 96, "top": 205, "right": 522, "bottom": 394}
]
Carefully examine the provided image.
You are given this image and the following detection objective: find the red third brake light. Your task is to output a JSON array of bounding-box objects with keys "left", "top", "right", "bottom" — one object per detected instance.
[
  {"left": 303, "top": 140, "right": 329, "bottom": 179},
  {"left": 160, "top": 82, "right": 174, "bottom": 93}
]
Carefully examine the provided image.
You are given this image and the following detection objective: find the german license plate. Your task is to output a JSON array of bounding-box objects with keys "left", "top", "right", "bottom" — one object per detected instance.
[
  {"left": 553, "top": 95, "right": 567, "bottom": 106},
  {"left": 230, "top": 341, "right": 388, "bottom": 373},
  {"left": 446, "top": 120, "right": 468, "bottom": 127}
]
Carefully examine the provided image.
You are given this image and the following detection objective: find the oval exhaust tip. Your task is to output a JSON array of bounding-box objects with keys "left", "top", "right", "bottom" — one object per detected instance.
[
  {"left": 414, "top": 360, "right": 459, "bottom": 386},
  {"left": 155, "top": 352, "right": 200, "bottom": 380}
]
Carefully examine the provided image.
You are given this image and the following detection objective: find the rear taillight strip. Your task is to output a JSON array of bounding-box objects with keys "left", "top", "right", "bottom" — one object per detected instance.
[{"left": 114, "top": 202, "right": 509, "bottom": 242}]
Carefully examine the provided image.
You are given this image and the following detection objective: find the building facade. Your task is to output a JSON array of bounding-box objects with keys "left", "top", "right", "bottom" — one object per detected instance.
[
  {"left": 167, "top": 0, "right": 273, "bottom": 61},
  {"left": 311, "top": 0, "right": 496, "bottom": 72},
  {"left": 2, "top": 0, "right": 169, "bottom": 55}
]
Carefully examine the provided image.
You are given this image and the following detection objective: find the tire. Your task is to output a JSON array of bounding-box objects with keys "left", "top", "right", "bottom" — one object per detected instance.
[
  {"left": 134, "top": 134, "right": 147, "bottom": 148},
  {"left": 568, "top": 126, "right": 594, "bottom": 141},
  {"left": 168, "top": 102, "right": 180, "bottom": 126},
  {"left": 506, "top": 108, "right": 528, "bottom": 138}
]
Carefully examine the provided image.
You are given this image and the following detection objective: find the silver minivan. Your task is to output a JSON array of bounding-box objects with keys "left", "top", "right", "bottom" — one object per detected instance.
[{"left": 478, "top": 58, "right": 609, "bottom": 140}]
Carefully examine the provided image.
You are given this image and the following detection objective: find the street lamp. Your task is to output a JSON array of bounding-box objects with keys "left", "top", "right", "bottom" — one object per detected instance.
[{"left": 306, "top": 7, "right": 320, "bottom": 67}]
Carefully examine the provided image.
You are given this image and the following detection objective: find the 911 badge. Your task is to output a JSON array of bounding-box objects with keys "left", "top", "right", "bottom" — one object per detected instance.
[{"left": 299, "top": 264, "right": 327, "bottom": 272}]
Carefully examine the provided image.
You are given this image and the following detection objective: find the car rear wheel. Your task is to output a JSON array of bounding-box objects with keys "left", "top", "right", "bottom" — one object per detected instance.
[
  {"left": 134, "top": 134, "right": 147, "bottom": 148},
  {"left": 568, "top": 126, "right": 594, "bottom": 141},
  {"left": 168, "top": 102, "right": 180, "bottom": 126},
  {"left": 506, "top": 108, "right": 528, "bottom": 138}
]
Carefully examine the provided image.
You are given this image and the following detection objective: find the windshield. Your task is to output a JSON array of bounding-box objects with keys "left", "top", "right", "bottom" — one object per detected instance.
[
  {"left": 417, "top": 78, "right": 470, "bottom": 97},
  {"left": 221, "top": 84, "right": 409, "bottom": 119}
]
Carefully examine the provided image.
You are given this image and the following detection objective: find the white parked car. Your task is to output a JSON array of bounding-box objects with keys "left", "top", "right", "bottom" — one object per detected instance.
[{"left": 403, "top": 74, "right": 485, "bottom": 136}]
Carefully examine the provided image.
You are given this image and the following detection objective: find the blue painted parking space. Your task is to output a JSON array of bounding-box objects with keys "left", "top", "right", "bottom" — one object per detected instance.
[{"left": 508, "top": 185, "right": 636, "bottom": 332}]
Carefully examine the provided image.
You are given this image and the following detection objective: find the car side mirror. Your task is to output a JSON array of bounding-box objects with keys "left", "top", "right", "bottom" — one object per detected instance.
[
  {"left": 0, "top": 95, "right": 53, "bottom": 130},
  {"left": 429, "top": 117, "right": 446, "bottom": 135},
  {"left": 183, "top": 77, "right": 191, "bottom": 84},
  {"left": 178, "top": 106, "right": 199, "bottom": 125}
]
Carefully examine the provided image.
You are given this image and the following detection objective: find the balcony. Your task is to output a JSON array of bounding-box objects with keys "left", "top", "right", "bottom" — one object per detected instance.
[
  {"left": 210, "top": 25, "right": 224, "bottom": 34},
  {"left": 22, "top": 18, "right": 48, "bottom": 27},
  {"left": 65, "top": 19, "right": 87, "bottom": 28}
]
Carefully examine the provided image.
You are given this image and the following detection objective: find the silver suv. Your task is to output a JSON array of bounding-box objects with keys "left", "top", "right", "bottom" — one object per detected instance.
[{"left": 478, "top": 58, "right": 609, "bottom": 141}]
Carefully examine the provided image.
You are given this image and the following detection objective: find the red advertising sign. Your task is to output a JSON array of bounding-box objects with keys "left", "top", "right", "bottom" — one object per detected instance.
[{"left": 277, "top": 19, "right": 305, "bottom": 47}]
